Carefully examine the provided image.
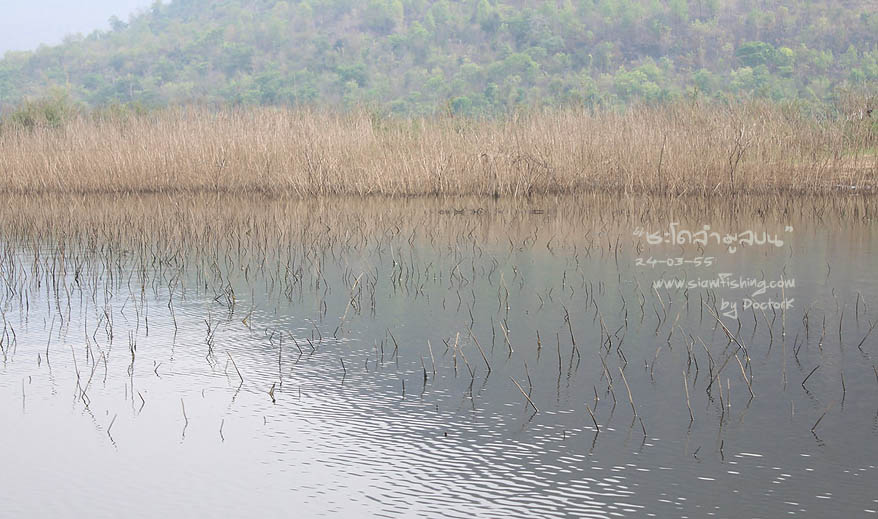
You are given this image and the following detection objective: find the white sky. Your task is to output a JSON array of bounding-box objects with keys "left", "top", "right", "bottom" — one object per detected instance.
[{"left": 0, "top": 0, "right": 156, "bottom": 55}]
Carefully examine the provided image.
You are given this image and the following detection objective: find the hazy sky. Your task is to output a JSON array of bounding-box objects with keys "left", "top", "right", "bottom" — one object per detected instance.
[{"left": 0, "top": 0, "right": 156, "bottom": 55}]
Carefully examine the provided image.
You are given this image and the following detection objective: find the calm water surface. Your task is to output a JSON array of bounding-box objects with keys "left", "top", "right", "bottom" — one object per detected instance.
[{"left": 0, "top": 195, "right": 876, "bottom": 518}]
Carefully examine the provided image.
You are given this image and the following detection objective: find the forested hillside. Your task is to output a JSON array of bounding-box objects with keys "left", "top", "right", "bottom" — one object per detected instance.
[{"left": 0, "top": 0, "right": 876, "bottom": 115}]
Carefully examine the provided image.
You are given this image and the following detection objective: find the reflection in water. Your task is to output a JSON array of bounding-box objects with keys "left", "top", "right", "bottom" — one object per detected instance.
[{"left": 0, "top": 194, "right": 877, "bottom": 518}]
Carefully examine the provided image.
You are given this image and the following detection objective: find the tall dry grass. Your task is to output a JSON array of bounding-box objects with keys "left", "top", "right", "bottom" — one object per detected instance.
[{"left": 0, "top": 100, "right": 875, "bottom": 196}]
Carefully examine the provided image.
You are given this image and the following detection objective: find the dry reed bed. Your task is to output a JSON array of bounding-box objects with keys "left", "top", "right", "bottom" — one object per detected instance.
[{"left": 0, "top": 102, "right": 875, "bottom": 196}]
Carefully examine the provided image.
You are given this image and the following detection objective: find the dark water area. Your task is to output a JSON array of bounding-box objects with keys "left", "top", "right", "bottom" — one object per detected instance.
[{"left": 0, "top": 195, "right": 876, "bottom": 518}]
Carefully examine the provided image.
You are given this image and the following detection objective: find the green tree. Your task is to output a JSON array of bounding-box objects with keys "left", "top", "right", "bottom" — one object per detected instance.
[
  {"left": 362, "top": 0, "right": 403, "bottom": 35},
  {"left": 476, "top": 0, "right": 501, "bottom": 33},
  {"left": 735, "top": 41, "right": 775, "bottom": 67}
]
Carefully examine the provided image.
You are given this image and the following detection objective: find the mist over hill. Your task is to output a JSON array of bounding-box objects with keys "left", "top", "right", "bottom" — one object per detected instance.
[{"left": 0, "top": 0, "right": 875, "bottom": 115}]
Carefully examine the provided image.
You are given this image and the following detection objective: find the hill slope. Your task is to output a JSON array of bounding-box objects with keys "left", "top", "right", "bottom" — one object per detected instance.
[{"left": 1, "top": 0, "right": 876, "bottom": 115}]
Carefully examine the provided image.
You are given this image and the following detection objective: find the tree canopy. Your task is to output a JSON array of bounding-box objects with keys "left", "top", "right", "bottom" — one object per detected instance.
[{"left": 1, "top": 0, "right": 875, "bottom": 115}]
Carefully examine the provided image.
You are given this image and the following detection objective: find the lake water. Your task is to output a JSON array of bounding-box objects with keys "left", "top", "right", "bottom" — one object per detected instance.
[{"left": 1, "top": 195, "right": 876, "bottom": 518}]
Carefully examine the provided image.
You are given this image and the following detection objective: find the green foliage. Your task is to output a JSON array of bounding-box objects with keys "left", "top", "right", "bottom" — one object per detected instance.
[
  {"left": 3, "top": 92, "right": 79, "bottom": 130},
  {"left": 476, "top": 0, "right": 501, "bottom": 33},
  {"left": 736, "top": 41, "right": 775, "bottom": 67},
  {"left": 362, "top": 0, "right": 403, "bottom": 34},
  {"left": 0, "top": 0, "right": 875, "bottom": 116}
]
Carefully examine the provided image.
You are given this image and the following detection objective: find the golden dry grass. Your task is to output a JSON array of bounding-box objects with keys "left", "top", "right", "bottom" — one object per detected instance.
[{"left": 0, "top": 101, "right": 875, "bottom": 196}]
